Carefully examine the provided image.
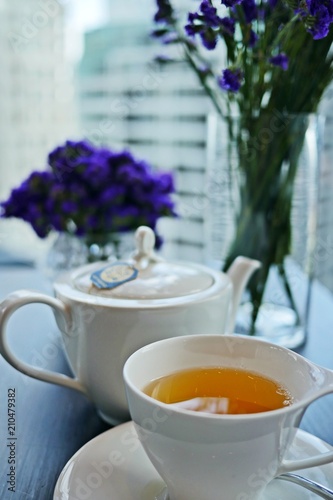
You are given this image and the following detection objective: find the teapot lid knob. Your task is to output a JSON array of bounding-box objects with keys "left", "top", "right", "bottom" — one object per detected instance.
[
  {"left": 135, "top": 226, "right": 155, "bottom": 256},
  {"left": 132, "top": 226, "right": 162, "bottom": 267}
]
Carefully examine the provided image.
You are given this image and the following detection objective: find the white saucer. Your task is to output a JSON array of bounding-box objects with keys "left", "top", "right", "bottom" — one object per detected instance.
[{"left": 54, "top": 421, "right": 333, "bottom": 500}]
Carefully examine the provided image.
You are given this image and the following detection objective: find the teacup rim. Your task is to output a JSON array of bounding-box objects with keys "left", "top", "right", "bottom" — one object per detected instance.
[{"left": 123, "top": 334, "right": 333, "bottom": 421}]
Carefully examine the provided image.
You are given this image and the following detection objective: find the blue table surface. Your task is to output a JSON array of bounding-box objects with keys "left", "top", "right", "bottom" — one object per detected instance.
[{"left": 0, "top": 265, "right": 333, "bottom": 499}]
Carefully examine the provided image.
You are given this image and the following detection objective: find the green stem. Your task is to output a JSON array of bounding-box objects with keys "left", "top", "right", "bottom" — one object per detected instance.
[
  {"left": 182, "top": 44, "right": 226, "bottom": 119},
  {"left": 223, "top": 114, "right": 313, "bottom": 331},
  {"left": 277, "top": 263, "right": 301, "bottom": 325}
]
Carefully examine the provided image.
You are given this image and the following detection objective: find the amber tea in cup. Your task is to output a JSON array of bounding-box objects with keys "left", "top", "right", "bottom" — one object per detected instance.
[{"left": 143, "top": 366, "right": 293, "bottom": 414}]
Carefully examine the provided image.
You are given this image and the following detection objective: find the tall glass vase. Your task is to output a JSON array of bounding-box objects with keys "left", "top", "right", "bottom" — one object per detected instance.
[{"left": 205, "top": 113, "right": 324, "bottom": 349}]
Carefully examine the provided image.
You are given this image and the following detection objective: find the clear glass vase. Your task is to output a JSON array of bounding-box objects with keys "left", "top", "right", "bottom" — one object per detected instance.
[
  {"left": 42, "top": 231, "right": 135, "bottom": 280},
  {"left": 205, "top": 113, "right": 324, "bottom": 349}
]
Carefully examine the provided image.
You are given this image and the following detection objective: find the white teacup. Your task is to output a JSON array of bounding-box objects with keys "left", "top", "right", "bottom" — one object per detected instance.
[{"left": 123, "top": 334, "right": 333, "bottom": 500}]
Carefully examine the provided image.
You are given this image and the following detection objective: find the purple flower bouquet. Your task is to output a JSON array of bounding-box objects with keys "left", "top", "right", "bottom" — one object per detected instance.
[{"left": 1, "top": 140, "right": 176, "bottom": 256}]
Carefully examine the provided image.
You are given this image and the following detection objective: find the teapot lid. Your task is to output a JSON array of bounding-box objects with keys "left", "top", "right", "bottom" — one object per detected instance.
[{"left": 71, "top": 227, "right": 216, "bottom": 300}]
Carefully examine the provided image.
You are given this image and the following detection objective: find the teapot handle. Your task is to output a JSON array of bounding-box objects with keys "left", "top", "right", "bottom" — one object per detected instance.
[
  {"left": 277, "top": 382, "right": 333, "bottom": 474},
  {"left": 0, "top": 290, "right": 86, "bottom": 394}
]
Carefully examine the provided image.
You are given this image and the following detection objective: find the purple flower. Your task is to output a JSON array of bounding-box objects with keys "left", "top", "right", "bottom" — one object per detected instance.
[
  {"left": 31, "top": 223, "right": 49, "bottom": 239},
  {"left": 306, "top": 0, "right": 333, "bottom": 21},
  {"left": 307, "top": 8, "right": 332, "bottom": 39},
  {"left": 48, "top": 140, "right": 95, "bottom": 182},
  {"left": 200, "top": 28, "right": 218, "bottom": 49},
  {"left": 61, "top": 201, "right": 78, "bottom": 214},
  {"left": 116, "top": 205, "right": 140, "bottom": 220},
  {"left": 49, "top": 184, "right": 64, "bottom": 201},
  {"left": 188, "top": 12, "right": 200, "bottom": 26},
  {"left": 200, "top": 1, "right": 221, "bottom": 27},
  {"left": 108, "top": 151, "right": 134, "bottom": 173},
  {"left": 68, "top": 182, "right": 88, "bottom": 201},
  {"left": 1, "top": 140, "right": 177, "bottom": 240},
  {"left": 309, "top": 23, "right": 330, "bottom": 40},
  {"left": 99, "top": 185, "right": 126, "bottom": 204},
  {"left": 185, "top": 23, "right": 197, "bottom": 36},
  {"left": 185, "top": 1, "right": 229, "bottom": 49},
  {"left": 156, "top": 172, "right": 175, "bottom": 194},
  {"left": 48, "top": 141, "right": 91, "bottom": 170},
  {"left": 220, "top": 17, "right": 236, "bottom": 36},
  {"left": 297, "top": 0, "right": 333, "bottom": 39},
  {"left": 241, "top": 0, "right": 257, "bottom": 23},
  {"left": 269, "top": 53, "right": 289, "bottom": 71},
  {"left": 154, "top": 0, "right": 173, "bottom": 23},
  {"left": 152, "top": 194, "right": 176, "bottom": 212},
  {"left": 116, "top": 163, "right": 148, "bottom": 184},
  {"left": 218, "top": 68, "right": 244, "bottom": 92},
  {"left": 81, "top": 156, "right": 111, "bottom": 188}
]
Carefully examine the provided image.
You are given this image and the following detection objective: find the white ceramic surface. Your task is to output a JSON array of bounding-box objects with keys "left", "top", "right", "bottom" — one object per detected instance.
[
  {"left": 53, "top": 421, "right": 333, "bottom": 500},
  {"left": 0, "top": 227, "right": 260, "bottom": 425},
  {"left": 123, "top": 335, "right": 333, "bottom": 500}
]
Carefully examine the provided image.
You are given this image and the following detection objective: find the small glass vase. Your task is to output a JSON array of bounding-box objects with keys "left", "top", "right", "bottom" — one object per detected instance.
[
  {"left": 205, "top": 113, "right": 324, "bottom": 349},
  {"left": 43, "top": 231, "right": 134, "bottom": 280}
]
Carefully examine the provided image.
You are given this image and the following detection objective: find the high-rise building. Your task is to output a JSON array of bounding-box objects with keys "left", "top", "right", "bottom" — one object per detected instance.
[
  {"left": 0, "top": 0, "right": 77, "bottom": 201},
  {"left": 77, "top": 4, "right": 214, "bottom": 263}
]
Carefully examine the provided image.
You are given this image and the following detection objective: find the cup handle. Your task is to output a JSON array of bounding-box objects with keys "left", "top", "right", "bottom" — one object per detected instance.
[
  {"left": 0, "top": 290, "right": 86, "bottom": 394},
  {"left": 278, "top": 384, "right": 333, "bottom": 474}
]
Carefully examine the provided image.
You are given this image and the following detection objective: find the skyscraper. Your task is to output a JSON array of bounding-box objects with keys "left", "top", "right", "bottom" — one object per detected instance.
[
  {"left": 0, "top": 0, "right": 77, "bottom": 200},
  {"left": 0, "top": 0, "right": 78, "bottom": 257},
  {"left": 77, "top": 1, "right": 213, "bottom": 263}
]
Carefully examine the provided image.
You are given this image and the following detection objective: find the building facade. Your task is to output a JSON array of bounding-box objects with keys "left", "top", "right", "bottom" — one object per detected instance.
[{"left": 0, "top": 0, "right": 77, "bottom": 201}]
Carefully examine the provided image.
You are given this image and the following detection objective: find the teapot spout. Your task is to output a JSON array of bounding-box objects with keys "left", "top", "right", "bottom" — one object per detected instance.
[{"left": 226, "top": 256, "right": 261, "bottom": 334}]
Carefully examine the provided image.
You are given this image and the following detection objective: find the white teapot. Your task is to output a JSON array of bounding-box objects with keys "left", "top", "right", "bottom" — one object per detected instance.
[{"left": 0, "top": 226, "right": 260, "bottom": 424}]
